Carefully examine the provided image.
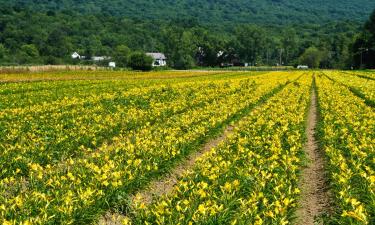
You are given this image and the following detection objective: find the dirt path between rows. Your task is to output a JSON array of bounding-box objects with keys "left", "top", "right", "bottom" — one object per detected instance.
[
  {"left": 98, "top": 82, "right": 291, "bottom": 225},
  {"left": 294, "top": 78, "right": 331, "bottom": 225},
  {"left": 98, "top": 125, "right": 235, "bottom": 225},
  {"left": 131, "top": 125, "right": 235, "bottom": 204}
]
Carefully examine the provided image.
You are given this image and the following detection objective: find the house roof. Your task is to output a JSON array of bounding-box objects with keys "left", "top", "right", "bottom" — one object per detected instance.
[{"left": 146, "top": 53, "right": 166, "bottom": 60}]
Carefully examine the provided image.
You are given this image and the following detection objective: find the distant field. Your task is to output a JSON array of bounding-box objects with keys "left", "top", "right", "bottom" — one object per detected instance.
[{"left": 0, "top": 70, "right": 373, "bottom": 224}]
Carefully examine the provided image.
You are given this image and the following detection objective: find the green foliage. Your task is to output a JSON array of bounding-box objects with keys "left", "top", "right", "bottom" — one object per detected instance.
[
  {"left": 4, "top": 0, "right": 375, "bottom": 25},
  {"left": 298, "top": 47, "right": 325, "bottom": 68},
  {"left": 0, "top": 2, "right": 370, "bottom": 69},
  {"left": 235, "top": 25, "right": 267, "bottom": 64},
  {"left": 280, "top": 28, "right": 298, "bottom": 65},
  {"left": 44, "top": 56, "right": 63, "bottom": 65},
  {"left": 20, "top": 44, "right": 39, "bottom": 58},
  {"left": 365, "top": 9, "right": 375, "bottom": 35},
  {"left": 114, "top": 45, "right": 131, "bottom": 68},
  {"left": 18, "top": 44, "right": 40, "bottom": 64},
  {"left": 163, "top": 28, "right": 197, "bottom": 69},
  {"left": 353, "top": 8, "right": 375, "bottom": 68},
  {"left": 0, "top": 44, "right": 6, "bottom": 60},
  {"left": 129, "top": 52, "right": 153, "bottom": 71},
  {"left": 196, "top": 30, "right": 226, "bottom": 67},
  {"left": 173, "top": 54, "right": 195, "bottom": 70}
]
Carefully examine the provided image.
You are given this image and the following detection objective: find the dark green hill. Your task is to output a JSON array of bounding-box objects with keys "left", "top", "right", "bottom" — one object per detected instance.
[
  {"left": 3, "top": 0, "right": 375, "bottom": 25},
  {"left": 0, "top": 1, "right": 373, "bottom": 68}
]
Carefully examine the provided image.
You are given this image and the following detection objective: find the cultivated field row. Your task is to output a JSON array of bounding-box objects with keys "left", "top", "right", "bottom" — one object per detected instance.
[{"left": 0, "top": 71, "right": 373, "bottom": 225}]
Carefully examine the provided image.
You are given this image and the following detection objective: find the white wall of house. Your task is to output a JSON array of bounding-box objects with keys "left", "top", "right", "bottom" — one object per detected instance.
[
  {"left": 109, "top": 62, "right": 116, "bottom": 68},
  {"left": 71, "top": 52, "right": 80, "bottom": 59},
  {"left": 146, "top": 53, "right": 167, "bottom": 67},
  {"left": 297, "top": 65, "right": 309, "bottom": 69},
  {"left": 153, "top": 59, "right": 167, "bottom": 67}
]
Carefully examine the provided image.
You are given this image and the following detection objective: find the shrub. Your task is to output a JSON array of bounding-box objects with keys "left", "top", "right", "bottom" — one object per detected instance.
[{"left": 129, "top": 52, "right": 153, "bottom": 71}]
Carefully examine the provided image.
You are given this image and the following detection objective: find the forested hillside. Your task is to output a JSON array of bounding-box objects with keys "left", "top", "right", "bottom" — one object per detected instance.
[
  {"left": 3, "top": 0, "right": 375, "bottom": 25},
  {"left": 0, "top": 1, "right": 374, "bottom": 69}
]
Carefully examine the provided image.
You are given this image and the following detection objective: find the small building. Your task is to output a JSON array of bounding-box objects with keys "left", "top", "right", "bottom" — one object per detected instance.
[
  {"left": 297, "top": 65, "right": 309, "bottom": 69},
  {"left": 92, "top": 56, "right": 111, "bottom": 62},
  {"left": 146, "top": 53, "right": 167, "bottom": 67},
  {"left": 109, "top": 62, "right": 116, "bottom": 68},
  {"left": 71, "top": 52, "right": 81, "bottom": 59}
]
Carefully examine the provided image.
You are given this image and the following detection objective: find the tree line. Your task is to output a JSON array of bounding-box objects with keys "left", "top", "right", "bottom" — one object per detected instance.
[
  {"left": 352, "top": 9, "right": 375, "bottom": 68},
  {"left": 0, "top": 6, "right": 374, "bottom": 69}
]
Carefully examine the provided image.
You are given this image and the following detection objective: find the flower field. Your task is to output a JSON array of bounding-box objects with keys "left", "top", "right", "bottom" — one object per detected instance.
[
  {"left": 316, "top": 72, "right": 374, "bottom": 224},
  {"left": 0, "top": 70, "right": 374, "bottom": 225}
]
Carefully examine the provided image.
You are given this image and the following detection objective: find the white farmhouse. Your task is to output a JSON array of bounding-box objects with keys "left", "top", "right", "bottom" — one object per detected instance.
[
  {"left": 92, "top": 56, "right": 111, "bottom": 61},
  {"left": 71, "top": 52, "right": 81, "bottom": 59},
  {"left": 146, "top": 53, "right": 167, "bottom": 67},
  {"left": 297, "top": 65, "right": 309, "bottom": 69},
  {"left": 109, "top": 62, "right": 116, "bottom": 68}
]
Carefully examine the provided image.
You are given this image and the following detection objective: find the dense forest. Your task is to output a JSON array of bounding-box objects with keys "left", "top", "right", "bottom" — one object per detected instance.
[
  {"left": 352, "top": 10, "right": 375, "bottom": 69},
  {"left": 0, "top": 1, "right": 374, "bottom": 69},
  {"left": 4, "top": 0, "right": 375, "bottom": 25}
]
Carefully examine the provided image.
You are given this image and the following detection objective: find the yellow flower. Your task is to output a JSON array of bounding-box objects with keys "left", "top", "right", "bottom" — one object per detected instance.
[
  {"left": 3, "top": 220, "right": 12, "bottom": 225},
  {"left": 342, "top": 210, "right": 367, "bottom": 223},
  {"left": 121, "top": 217, "right": 132, "bottom": 225},
  {"left": 198, "top": 204, "right": 206, "bottom": 215},
  {"left": 223, "top": 182, "right": 232, "bottom": 192}
]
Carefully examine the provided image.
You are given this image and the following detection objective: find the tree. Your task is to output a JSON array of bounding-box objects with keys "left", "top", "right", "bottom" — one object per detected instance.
[
  {"left": 281, "top": 28, "right": 298, "bottom": 65},
  {"left": 331, "top": 33, "right": 351, "bottom": 69},
  {"left": 44, "top": 29, "right": 73, "bottom": 58},
  {"left": 128, "top": 52, "right": 153, "bottom": 71},
  {"left": 235, "top": 25, "right": 266, "bottom": 65},
  {"left": 0, "top": 44, "right": 6, "bottom": 60},
  {"left": 162, "top": 28, "right": 197, "bottom": 69},
  {"left": 84, "top": 36, "right": 105, "bottom": 58},
  {"left": 19, "top": 44, "right": 40, "bottom": 64},
  {"left": 298, "top": 46, "right": 324, "bottom": 68},
  {"left": 363, "top": 9, "right": 375, "bottom": 68},
  {"left": 114, "top": 45, "right": 131, "bottom": 67},
  {"left": 173, "top": 53, "right": 195, "bottom": 69},
  {"left": 364, "top": 9, "right": 375, "bottom": 36},
  {"left": 352, "top": 9, "right": 375, "bottom": 68},
  {"left": 0, "top": 3, "right": 367, "bottom": 68},
  {"left": 195, "top": 30, "right": 225, "bottom": 67},
  {"left": 21, "top": 44, "right": 39, "bottom": 58}
]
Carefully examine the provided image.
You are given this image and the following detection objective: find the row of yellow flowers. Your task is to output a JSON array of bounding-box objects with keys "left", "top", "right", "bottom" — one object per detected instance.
[
  {"left": 325, "top": 71, "right": 374, "bottom": 104},
  {"left": 0, "top": 70, "right": 259, "bottom": 109},
  {"left": 1, "top": 76, "right": 258, "bottom": 180},
  {"left": 1, "top": 71, "right": 300, "bottom": 224},
  {"left": 0, "top": 70, "right": 237, "bottom": 83},
  {"left": 1, "top": 79, "right": 144, "bottom": 109},
  {"left": 316, "top": 73, "right": 374, "bottom": 224},
  {"left": 347, "top": 71, "right": 375, "bottom": 79},
  {"left": 131, "top": 74, "right": 311, "bottom": 224}
]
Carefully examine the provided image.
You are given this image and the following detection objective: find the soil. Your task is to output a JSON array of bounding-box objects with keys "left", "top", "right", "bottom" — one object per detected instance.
[
  {"left": 294, "top": 81, "right": 332, "bottom": 225},
  {"left": 130, "top": 125, "right": 235, "bottom": 205},
  {"left": 99, "top": 125, "right": 236, "bottom": 224},
  {"left": 97, "top": 212, "right": 128, "bottom": 225}
]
